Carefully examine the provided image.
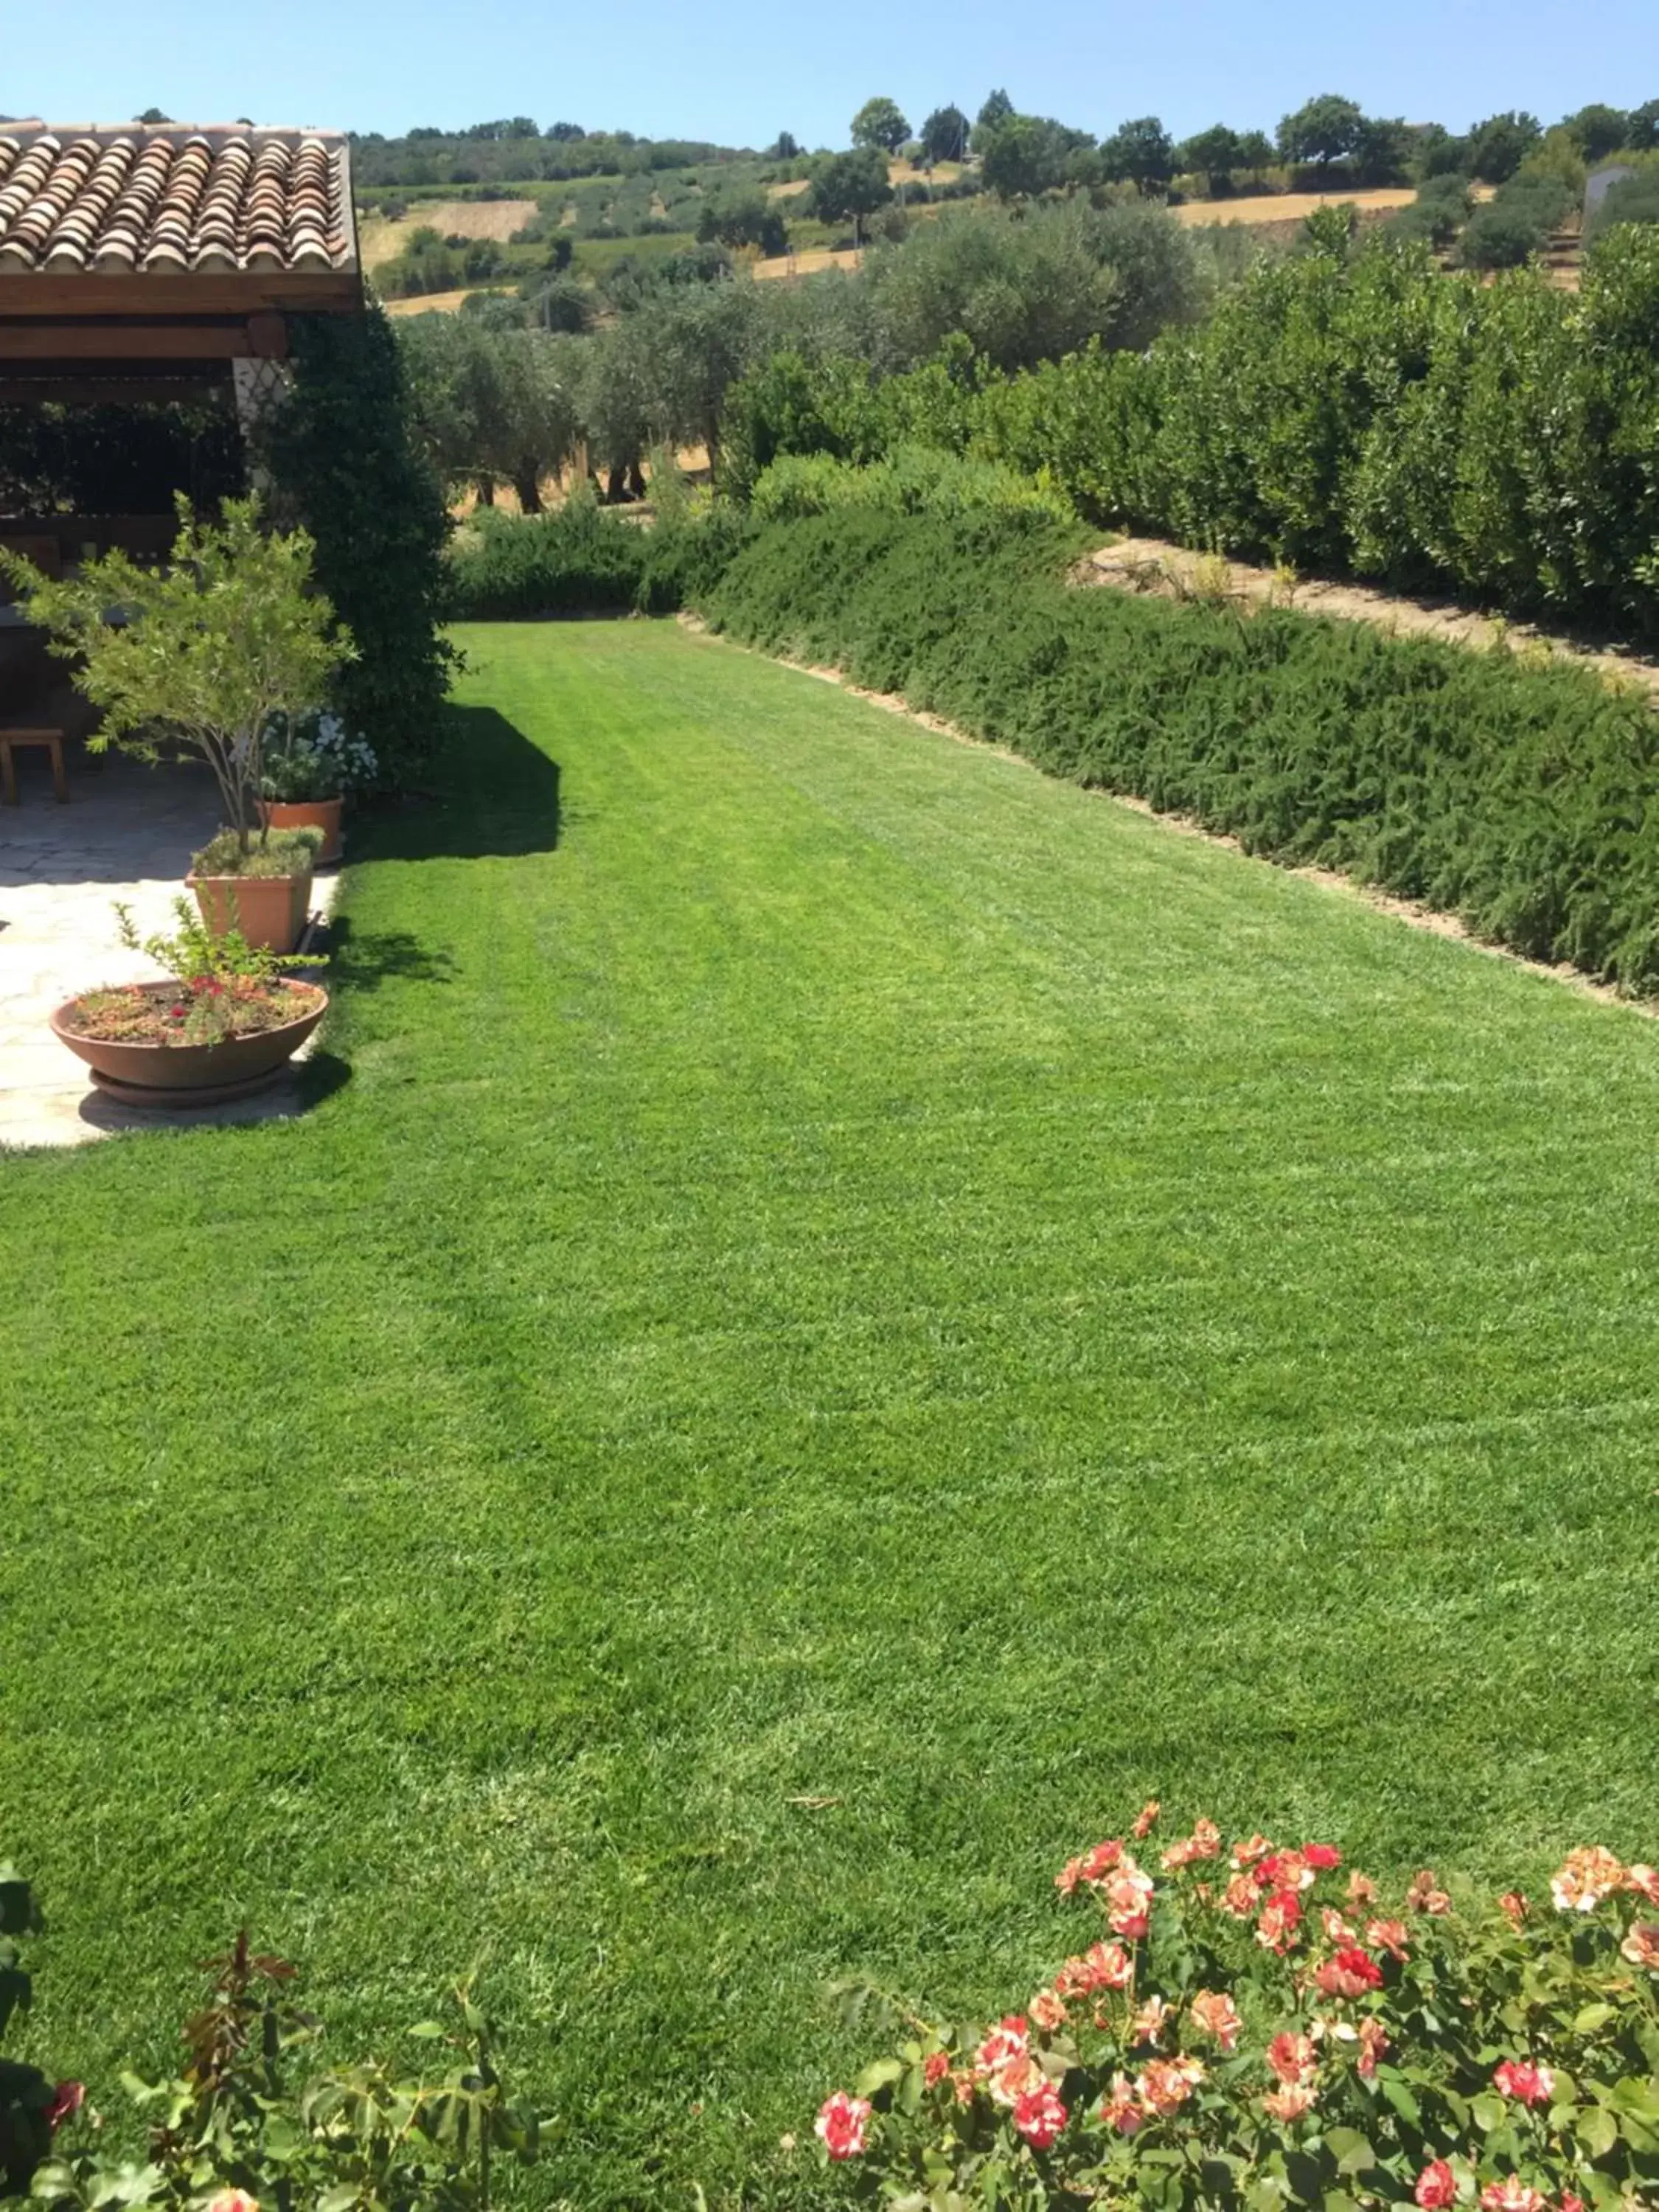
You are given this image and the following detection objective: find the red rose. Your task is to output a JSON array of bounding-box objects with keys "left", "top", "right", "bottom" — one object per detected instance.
[
  {"left": 46, "top": 2081, "right": 85, "bottom": 2132},
  {"left": 1012, "top": 2082, "right": 1068, "bottom": 2151}
]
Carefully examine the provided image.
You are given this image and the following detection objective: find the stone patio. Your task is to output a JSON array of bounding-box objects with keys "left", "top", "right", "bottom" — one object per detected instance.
[{"left": 0, "top": 748, "right": 335, "bottom": 1150}]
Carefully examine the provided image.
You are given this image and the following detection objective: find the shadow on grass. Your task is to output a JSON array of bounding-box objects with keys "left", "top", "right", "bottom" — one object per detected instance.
[
  {"left": 323, "top": 916, "right": 456, "bottom": 995},
  {"left": 357, "top": 708, "right": 561, "bottom": 863}
]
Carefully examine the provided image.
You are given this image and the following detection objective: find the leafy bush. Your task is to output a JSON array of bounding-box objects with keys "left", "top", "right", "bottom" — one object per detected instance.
[
  {"left": 1587, "top": 171, "right": 1659, "bottom": 239},
  {"left": 812, "top": 1807, "right": 1659, "bottom": 2211},
  {"left": 1459, "top": 178, "right": 1573, "bottom": 270},
  {"left": 1, "top": 1862, "right": 541, "bottom": 2212},
  {"left": 751, "top": 445, "right": 1074, "bottom": 526},
  {"left": 446, "top": 495, "right": 654, "bottom": 616},
  {"left": 715, "top": 227, "right": 1659, "bottom": 637},
  {"left": 700, "top": 508, "right": 1659, "bottom": 992},
  {"left": 980, "top": 229, "right": 1659, "bottom": 636},
  {"left": 266, "top": 309, "right": 456, "bottom": 779}
]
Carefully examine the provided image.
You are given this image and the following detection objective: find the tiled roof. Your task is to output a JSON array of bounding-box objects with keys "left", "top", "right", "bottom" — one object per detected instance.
[{"left": 0, "top": 124, "right": 355, "bottom": 277}]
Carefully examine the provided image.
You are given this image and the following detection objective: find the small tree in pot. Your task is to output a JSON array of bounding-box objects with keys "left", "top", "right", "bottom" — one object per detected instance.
[{"left": 0, "top": 494, "right": 355, "bottom": 951}]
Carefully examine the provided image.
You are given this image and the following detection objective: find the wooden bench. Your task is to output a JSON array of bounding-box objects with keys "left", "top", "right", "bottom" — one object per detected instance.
[{"left": 0, "top": 728, "right": 69, "bottom": 805}]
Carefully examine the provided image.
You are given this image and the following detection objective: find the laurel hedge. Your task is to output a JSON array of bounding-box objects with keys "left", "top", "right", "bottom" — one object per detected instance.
[
  {"left": 701, "top": 508, "right": 1659, "bottom": 993},
  {"left": 716, "top": 227, "right": 1659, "bottom": 640}
]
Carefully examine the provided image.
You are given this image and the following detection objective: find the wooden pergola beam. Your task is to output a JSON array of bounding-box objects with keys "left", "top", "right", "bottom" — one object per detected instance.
[
  {"left": 0, "top": 320, "right": 284, "bottom": 361},
  {"left": 0, "top": 272, "right": 361, "bottom": 318}
]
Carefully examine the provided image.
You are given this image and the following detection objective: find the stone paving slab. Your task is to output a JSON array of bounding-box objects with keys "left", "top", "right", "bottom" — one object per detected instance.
[{"left": 0, "top": 754, "right": 337, "bottom": 1152}]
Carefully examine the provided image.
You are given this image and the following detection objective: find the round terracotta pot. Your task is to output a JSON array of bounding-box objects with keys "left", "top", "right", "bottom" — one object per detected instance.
[
  {"left": 188, "top": 862, "right": 313, "bottom": 954},
  {"left": 50, "top": 982, "right": 327, "bottom": 1108},
  {"left": 260, "top": 796, "right": 342, "bottom": 865}
]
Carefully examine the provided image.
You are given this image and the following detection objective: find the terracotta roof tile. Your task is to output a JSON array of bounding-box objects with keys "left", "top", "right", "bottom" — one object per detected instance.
[{"left": 0, "top": 122, "right": 355, "bottom": 276}]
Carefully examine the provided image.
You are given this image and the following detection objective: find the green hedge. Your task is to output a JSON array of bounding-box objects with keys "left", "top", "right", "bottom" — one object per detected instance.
[
  {"left": 717, "top": 228, "right": 1659, "bottom": 639},
  {"left": 751, "top": 444, "right": 1074, "bottom": 525},
  {"left": 701, "top": 509, "right": 1659, "bottom": 992},
  {"left": 445, "top": 500, "right": 755, "bottom": 618}
]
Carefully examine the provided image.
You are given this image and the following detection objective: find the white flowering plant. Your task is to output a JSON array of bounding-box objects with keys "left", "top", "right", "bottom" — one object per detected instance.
[
  {"left": 814, "top": 1811, "right": 1659, "bottom": 2212},
  {"left": 260, "top": 709, "right": 378, "bottom": 803}
]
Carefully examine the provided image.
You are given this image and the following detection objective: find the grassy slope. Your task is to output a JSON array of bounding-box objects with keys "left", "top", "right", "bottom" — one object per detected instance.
[{"left": 4, "top": 621, "right": 1659, "bottom": 2207}]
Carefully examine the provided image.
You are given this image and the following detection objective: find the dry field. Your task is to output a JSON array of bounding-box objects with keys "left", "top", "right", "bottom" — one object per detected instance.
[
  {"left": 765, "top": 177, "right": 813, "bottom": 201},
  {"left": 358, "top": 197, "right": 539, "bottom": 270},
  {"left": 754, "top": 244, "right": 864, "bottom": 280},
  {"left": 382, "top": 288, "right": 510, "bottom": 316},
  {"left": 1172, "top": 185, "right": 1418, "bottom": 229}
]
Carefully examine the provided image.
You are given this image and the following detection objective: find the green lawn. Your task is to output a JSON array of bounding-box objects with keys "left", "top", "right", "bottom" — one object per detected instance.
[{"left": 4, "top": 619, "right": 1659, "bottom": 2209}]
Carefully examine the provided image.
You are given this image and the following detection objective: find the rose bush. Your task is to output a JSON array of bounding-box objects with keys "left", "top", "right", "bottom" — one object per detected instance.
[
  {"left": 815, "top": 1811, "right": 1659, "bottom": 2211},
  {"left": 0, "top": 1863, "right": 540, "bottom": 2212}
]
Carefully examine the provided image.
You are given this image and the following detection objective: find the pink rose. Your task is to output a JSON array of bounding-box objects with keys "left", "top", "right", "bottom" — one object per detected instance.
[
  {"left": 1414, "top": 2160, "right": 1457, "bottom": 2209},
  {"left": 814, "top": 2091, "right": 871, "bottom": 2161},
  {"left": 1492, "top": 2059, "right": 1555, "bottom": 2107}
]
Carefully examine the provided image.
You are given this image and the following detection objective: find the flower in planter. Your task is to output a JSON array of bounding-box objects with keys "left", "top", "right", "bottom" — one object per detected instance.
[{"left": 261, "top": 708, "right": 379, "bottom": 802}]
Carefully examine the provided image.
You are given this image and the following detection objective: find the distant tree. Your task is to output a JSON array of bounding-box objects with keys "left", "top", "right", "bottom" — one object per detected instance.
[
  {"left": 1562, "top": 103, "right": 1630, "bottom": 162},
  {"left": 546, "top": 121, "right": 586, "bottom": 141},
  {"left": 770, "top": 131, "right": 801, "bottom": 159},
  {"left": 1413, "top": 123, "right": 1470, "bottom": 178},
  {"left": 1176, "top": 123, "right": 1243, "bottom": 195},
  {"left": 1100, "top": 116, "right": 1175, "bottom": 195},
  {"left": 920, "top": 104, "right": 970, "bottom": 164},
  {"left": 1629, "top": 99, "right": 1659, "bottom": 151},
  {"left": 970, "top": 88, "right": 1015, "bottom": 154},
  {"left": 1587, "top": 169, "right": 1659, "bottom": 234},
  {"left": 810, "top": 145, "right": 894, "bottom": 240},
  {"left": 1466, "top": 111, "right": 1543, "bottom": 184},
  {"left": 135, "top": 106, "right": 173, "bottom": 124},
  {"left": 1352, "top": 115, "right": 1412, "bottom": 184},
  {"left": 851, "top": 97, "right": 911, "bottom": 155},
  {"left": 695, "top": 186, "right": 787, "bottom": 257},
  {"left": 980, "top": 114, "right": 1073, "bottom": 200},
  {"left": 526, "top": 274, "right": 591, "bottom": 333},
  {"left": 1235, "top": 128, "right": 1275, "bottom": 180},
  {"left": 1459, "top": 195, "right": 1552, "bottom": 268},
  {"left": 1276, "top": 94, "right": 1363, "bottom": 166}
]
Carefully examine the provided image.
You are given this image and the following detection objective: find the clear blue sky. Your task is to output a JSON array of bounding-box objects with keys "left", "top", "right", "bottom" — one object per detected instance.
[{"left": 10, "top": 0, "right": 1658, "bottom": 147}]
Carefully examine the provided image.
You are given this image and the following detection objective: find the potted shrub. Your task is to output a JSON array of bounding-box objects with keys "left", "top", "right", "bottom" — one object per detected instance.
[
  {"left": 186, "top": 824, "right": 324, "bottom": 953},
  {"left": 49, "top": 897, "right": 327, "bottom": 1108},
  {"left": 0, "top": 493, "right": 355, "bottom": 956},
  {"left": 258, "top": 709, "right": 378, "bottom": 864}
]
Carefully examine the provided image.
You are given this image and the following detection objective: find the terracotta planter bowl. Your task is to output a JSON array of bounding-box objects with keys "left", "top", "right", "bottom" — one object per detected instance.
[
  {"left": 50, "top": 981, "right": 328, "bottom": 1108},
  {"left": 260, "top": 796, "right": 342, "bottom": 865},
  {"left": 188, "top": 863, "right": 313, "bottom": 953}
]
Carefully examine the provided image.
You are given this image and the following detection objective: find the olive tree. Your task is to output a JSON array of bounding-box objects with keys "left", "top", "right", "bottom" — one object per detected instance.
[
  {"left": 810, "top": 147, "right": 893, "bottom": 241},
  {"left": 0, "top": 496, "right": 349, "bottom": 852}
]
